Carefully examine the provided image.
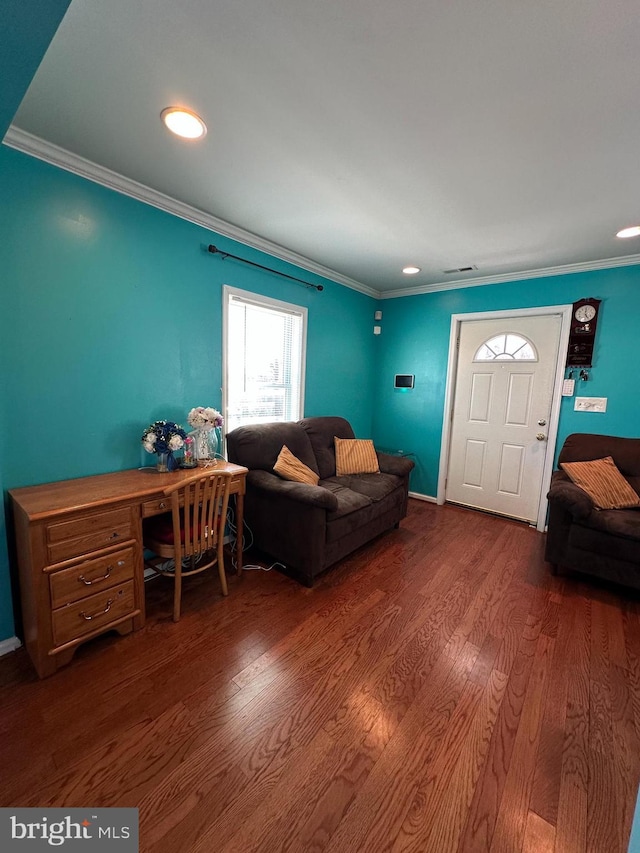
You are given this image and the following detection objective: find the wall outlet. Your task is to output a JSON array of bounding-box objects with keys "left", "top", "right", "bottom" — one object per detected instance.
[{"left": 574, "top": 396, "right": 607, "bottom": 412}]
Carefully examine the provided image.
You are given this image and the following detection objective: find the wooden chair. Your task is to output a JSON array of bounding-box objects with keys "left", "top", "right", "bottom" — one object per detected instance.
[{"left": 143, "top": 469, "right": 233, "bottom": 621}]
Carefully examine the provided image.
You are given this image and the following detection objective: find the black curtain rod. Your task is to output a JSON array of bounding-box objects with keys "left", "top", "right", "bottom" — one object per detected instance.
[{"left": 207, "top": 245, "right": 323, "bottom": 291}]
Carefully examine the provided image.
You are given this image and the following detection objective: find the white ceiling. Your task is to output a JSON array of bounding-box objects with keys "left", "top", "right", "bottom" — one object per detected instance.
[{"left": 7, "top": 0, "right": 640, "bottom": 296}]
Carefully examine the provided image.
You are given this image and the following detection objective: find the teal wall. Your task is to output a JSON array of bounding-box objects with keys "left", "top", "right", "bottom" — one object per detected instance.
[
  {"left": 0, "top": 0, "right": 72, "bottom": 643},
  {"left": 0, "top": 145, "right": 376, "bottom": 640},
  {"left": 0, "top": 146, "right": 377, "bottom": 488},
  {"left": 373, "top": 265, "right": 640, "bottom": 497}
]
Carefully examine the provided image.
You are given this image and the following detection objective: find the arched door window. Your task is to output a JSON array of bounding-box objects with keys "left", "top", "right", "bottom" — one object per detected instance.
[{"left": 473, "top": 333, "right": 537, "bottom": 362}]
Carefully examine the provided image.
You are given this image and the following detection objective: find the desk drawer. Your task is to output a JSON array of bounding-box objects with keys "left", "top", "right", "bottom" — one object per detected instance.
[
  {"left": 141, "top": 475, "right": 241, "bottom": 519},
  {"left": 141, "top": 498, "right": 173, "bottom": 518},
  {"left": 47, "top": 508, "right": 134, "bottom": 563},
  {"left": 52, "top": 580, "right": 135, "bottom": 647},
  {"left": 49, "top": 546, "right": 135, "bottom": 609}
]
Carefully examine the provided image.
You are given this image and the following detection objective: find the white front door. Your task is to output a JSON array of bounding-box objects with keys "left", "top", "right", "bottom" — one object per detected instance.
[{"left": 446, "top": 314, "right": 563, "bottom": 523}]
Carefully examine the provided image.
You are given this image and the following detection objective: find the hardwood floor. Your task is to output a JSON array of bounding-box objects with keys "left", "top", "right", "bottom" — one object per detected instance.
[{"left": 2, "top": 499, "right": 640, "bottom": 852}]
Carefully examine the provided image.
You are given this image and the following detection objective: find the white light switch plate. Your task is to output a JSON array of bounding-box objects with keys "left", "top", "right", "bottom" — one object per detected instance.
[{"left": 574, "top": 396, "right": 607, "bottom": 412}]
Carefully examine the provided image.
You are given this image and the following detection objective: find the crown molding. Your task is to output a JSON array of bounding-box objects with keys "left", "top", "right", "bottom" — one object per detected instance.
[
  {"left": 3, "top": 126, "right": 379, "bottom": 299},
  {"left": 5, "top": 127, "right": 639, "bottom": 303},
  {"left": 380, "top": 253, "right": 640, "bottom": 299}
]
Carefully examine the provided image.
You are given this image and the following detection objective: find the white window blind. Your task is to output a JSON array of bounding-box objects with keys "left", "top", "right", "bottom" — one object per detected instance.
[{"left": 224, "top": 287, "right": 307, "bottom": 434}]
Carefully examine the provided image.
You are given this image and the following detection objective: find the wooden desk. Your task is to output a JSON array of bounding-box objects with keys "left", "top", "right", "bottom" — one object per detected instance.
[{"left": 10, "top": 462, "right": 248, "bottom": 678}]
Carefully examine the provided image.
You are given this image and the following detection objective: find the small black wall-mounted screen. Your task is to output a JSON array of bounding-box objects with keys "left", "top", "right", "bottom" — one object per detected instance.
[{"left": 394, "top": 374, "right": 415, "bottom": 388}]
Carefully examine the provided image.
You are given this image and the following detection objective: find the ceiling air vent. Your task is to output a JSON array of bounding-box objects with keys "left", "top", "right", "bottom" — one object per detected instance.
[{"left": 443, "top": 265, "right": 478, "bottom": 274}]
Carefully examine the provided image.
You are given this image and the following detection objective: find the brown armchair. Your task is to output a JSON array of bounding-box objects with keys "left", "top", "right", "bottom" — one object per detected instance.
[{"left": 545, "top": 433, "right": 640, "bottom": 589}]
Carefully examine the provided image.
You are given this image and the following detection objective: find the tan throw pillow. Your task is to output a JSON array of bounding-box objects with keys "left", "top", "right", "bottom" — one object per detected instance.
[
  {"left": 273, "top": 445, "right": 319, "bottom": 486},
  {"left": 334, "top": 437, "right": 380, "bottom": 476},
  {"left": 560, "top": 456, "right": 640, "bottom": 510}
]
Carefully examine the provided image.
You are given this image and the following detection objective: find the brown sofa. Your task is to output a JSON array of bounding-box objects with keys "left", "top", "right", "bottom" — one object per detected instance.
[
  {"left": 226, "top": 416, "right": 414, "bottom": 586},
  {"left": 545, "top": 433, "right": 640, "bottom": 589}
]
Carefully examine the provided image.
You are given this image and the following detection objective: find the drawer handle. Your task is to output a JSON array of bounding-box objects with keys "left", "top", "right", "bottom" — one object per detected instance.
[
  {"left": 159, "top": 501, "right": 166, "bottom": 510},
  {"left": 79, "top": 599, "right": 113, "bottom": 621},
  {"left": 108, "top": 532, "right": 120, "bottom": 540},
  {"left": 78, "top": 567, "right": 112, "bottom": 586}
]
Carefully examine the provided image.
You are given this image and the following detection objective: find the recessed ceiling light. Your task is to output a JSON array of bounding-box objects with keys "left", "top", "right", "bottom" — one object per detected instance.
[
  {"left": 402, "top": 266, "right": 421, "bottom": 275},
  {"left": 161, "top": 107, "right": 207, "bottom": 140},
  {"left": 616, "top": 225, "right": 640, "bottom": 239}
]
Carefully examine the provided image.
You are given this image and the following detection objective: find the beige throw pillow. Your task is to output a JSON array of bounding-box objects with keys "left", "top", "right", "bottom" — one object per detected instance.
[
  {"left": 560, "top": 456, "right": 640, "bottom": 510},
  {"left": 334, "top": 437, "right": 380, "bottom": 476},
  {"left": 273, "top": 445, "right": 319, "bottom": 486}
]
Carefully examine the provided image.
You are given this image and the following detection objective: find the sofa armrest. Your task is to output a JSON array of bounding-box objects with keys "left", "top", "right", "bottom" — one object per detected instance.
[
  {"left": 547, "top": 471, "right": 594, "bottom": 520},
  {"left": 377, "top": 452, "right": 415, "bottom": 477},
  {"left": 247, "top": 470, "right": 339, "bottom": 511}
]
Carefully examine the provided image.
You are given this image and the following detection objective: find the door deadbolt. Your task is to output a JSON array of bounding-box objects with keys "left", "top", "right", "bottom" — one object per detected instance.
[{"left": 538, "top": 419, "right": 546, "bottom": 426}]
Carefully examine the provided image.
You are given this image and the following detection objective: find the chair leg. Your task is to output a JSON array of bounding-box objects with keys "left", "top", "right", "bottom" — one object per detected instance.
[
  {"left": 173, "top": 561, "right": 182, "bottom": 622},
  {"left": 217, "top": 541, "right": 228, "bottom": 596}
]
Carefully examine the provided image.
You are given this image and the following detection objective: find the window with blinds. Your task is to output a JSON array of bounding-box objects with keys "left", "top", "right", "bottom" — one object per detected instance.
[{"left": 223, "top": 286, "right": 307, "bottom": 434}]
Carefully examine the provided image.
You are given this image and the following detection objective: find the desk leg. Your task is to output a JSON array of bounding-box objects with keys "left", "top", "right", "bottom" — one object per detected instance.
[{"left": 236, "top": 493, "right": 244, "bottom": 576}]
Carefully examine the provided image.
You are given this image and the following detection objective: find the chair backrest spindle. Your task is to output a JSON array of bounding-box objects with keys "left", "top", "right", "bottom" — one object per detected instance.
[
  {"left": 144, "top": 469, "right": 234, "bottom": 620},
  {"left": 162, "top": 469, "right": 233, "bottom": 561}
]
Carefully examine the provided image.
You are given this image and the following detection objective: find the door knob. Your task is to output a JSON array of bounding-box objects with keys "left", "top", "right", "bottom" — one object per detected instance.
[
  {"left": 536, "top": 433, "right": 546, "bottom": 441},
  {"left": 538, "top": 419, "right": 546, "bottom": 426}
]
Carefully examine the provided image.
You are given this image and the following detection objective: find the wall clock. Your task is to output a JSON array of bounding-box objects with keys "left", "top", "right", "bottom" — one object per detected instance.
[{"left": 566, "top": 298, "right": 601, "bottom": 367}]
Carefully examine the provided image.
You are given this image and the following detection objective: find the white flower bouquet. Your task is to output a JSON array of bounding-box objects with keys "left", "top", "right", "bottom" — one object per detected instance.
[
  {"left": 187, "top": 406, "right": 224, "bottom": 430},
  {"left": 187, "top": 406, "right": 223, "bottom": 466}
]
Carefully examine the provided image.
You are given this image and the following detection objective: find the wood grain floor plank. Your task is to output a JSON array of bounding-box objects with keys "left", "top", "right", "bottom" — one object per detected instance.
[
  {"left": 554, "top": 590, "right": 590, "bottom": 853},
  {"left": 529, "top": 587, "right": 576, "bottom": 826},
  {"left": 2, "top": 501, "right": 640, "bottom": 853},
  {"left": 140, "top": 591, "right": 416, "bottom": 850},
  {"left": 230, "top": 585, "right": 386, "bottom": 689},
  {"left": 323, "top": 640, "right": 482, "bottom": 853},
  {"left": 610, "top": 661, "right": 640, "bottom": 848},
  {"left": 587, "top": 595, "right": 640, "bottom": 852},
  {"left": 587, "top": 597, "right": 620, "bottom": 852},
  {"left": 393, "top": 667, "right": 508, "bottom": 853},
  {"left": 215, "top": 690, "right": 394, "bottom": 853},
  {"left": 457, "top": 612, "right": 541, "bottom": 853},
  {"left": 488, "top": 633, "right": 555, "bottom": 853},
  {"left": 18, "top": 701, "right": 194, "bottom": 808},
  {"left": 445, "top": 533, "right": 519, "bottom": 659},
  {"left": 372, "top": 565, "right": 488, "bottom": 722},
  {"left": 522, "top": 810, "right": 555, "bottom": 852},
  {"left": 469, "top": 633, "right": 503, "bottom": 687},
  {"left": 466, "top": 527, "right": 532, "bottom": 650}
]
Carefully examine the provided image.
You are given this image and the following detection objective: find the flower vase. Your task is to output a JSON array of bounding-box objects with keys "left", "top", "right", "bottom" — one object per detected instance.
[
  {"left": 156, "top": 452, "right": 169, "bottom": 473},
  {"left": 193, "top": 427, "right": 218, "bottom": 467}
]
